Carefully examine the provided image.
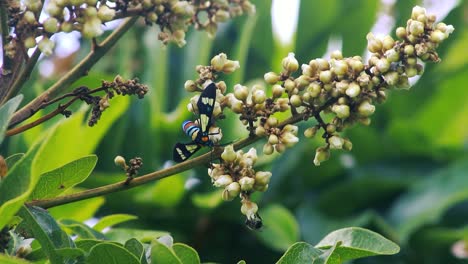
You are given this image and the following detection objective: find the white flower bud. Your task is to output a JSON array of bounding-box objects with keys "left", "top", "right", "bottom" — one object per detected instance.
[
  {"left": 221, "top": 145, "right": 236, "bottom": 162},
  {"left": 314, "top": 147, "right": 330, "bottom": 166},
  {"left": 255, "top": 171, "right": 272, "bottom": 185},
  {"left": 252, "top": 90, "right": 266, "bottom": 104},
  {"left": 211, "top": 53, "right": 227, "bottom": 72},
  {"left": 409, "top": 20, "right": 425, "bottom": 36},
  {"left": 281, "top": 132, "right": 299, "bottom": 147},
  {"left": 332, "top": 104, "right": 350, "bottom": 119},
  {"left": 346, "top": 82, "right": 361, "bottom": 98},
  {"left": 239, "top": 177, "right": 255, "bottom": 191},
  {"left": 82, "top": 17, "right": 103, "bottom": 38},
  {"left": 222, "top": 60, "right": 240, "bottom": 74},
  {"left": 329, "top": 136, "right": 344, "bottom": 149},
  {"left": 98, "top": 5, "right": 116, "bottom": 21},
  {"left": 241, "top": 201, "right": 258, "bottom": 217},
  {"left": 214, "top": 174, "right": 233, "bottom": 188},
  {"left": 264, "top": 72, "right": 280, "bottom": 84},
  {"left": 222, "top": 182, "right": 240, "bottom": 201},
  {"left": 114, "top": 155, "right": 126, "bottom": 168},
  {"left": 282, "top": 52, "right": 299, "bottom": 73},
  {"left": 272, "top": 84, "right": 284, "bottom": 98}
]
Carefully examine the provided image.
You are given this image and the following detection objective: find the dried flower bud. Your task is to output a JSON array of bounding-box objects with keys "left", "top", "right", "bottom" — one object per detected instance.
[{"left": 0, "top": 155, "right": 7, "bottom": 179}]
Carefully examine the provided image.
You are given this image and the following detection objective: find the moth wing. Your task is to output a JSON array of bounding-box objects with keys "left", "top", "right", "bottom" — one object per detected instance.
[
  {"left": 197, "top": 82, "right": 217, "bottom": 133},
  {"left": 173, "top": 142, "right": 201, "bottom": 162}
]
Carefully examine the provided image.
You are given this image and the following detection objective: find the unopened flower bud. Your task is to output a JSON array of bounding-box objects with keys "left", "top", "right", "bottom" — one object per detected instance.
[
  {"left": 275, "top": 143, "right": 286, "bottom": 153},
  {"left": 396, "top": 27, "right": 407, "bottom": 39},
  {"left": 367, "top": 33, "right": 383, "bottom": 53},
  {"left": 241, "top": 201, "right": 258, "bottom": 217},
  {"left": 282, "top": 52, "right": 299, "bottom": 73},
  {"left": 38, "top": 37, "right": 55, "bottom": 56},
  {"left": 234, "top": 84, "right": 249, "bottom": 101},
  {"left": 264, "top": 72, "right": 280, "bottom": 84},
  {"left": 98, "top": 5, "right": 115, "bottom": 21},
  {"left": 211, "top": 53, "right": 227, "bottom": 72},
  {"left": 314, "top": 146, "right": 330, "bottom": 166},
  {"left": 114, "top": 155, "right": 126, "bottom": 168},
  {"left": 223, "top": 60, "right": 240, "bottom": 74},
  {"left": 221, "top": 145, "right": 236, "bottom": 162},
  {"left": 332, "top": 104, "right": 350, "bottom": 119},
  {"left": 214, "top": 174, "right": 233, "bottom": 188},
  {"left": 266, "top": 117, "right": 278, "bottom": 127},
  {"left": 304, "top": 127, "right": 318, "bottom": 138},
  {"left": 280, "top": 132, "right": 299, "bottom": 147},
  {"left": 268, "top": 134, "right": 279, "bottom": 145},
  {"left": 222, "top": 182, "right": 240, "bottom": 201},
  {"left": 255, "top": 171, "right": 272, "bottom": 186},
  {"left": 23, "top": 11, "right": 36, "bottom": 24},
  {"left": 343, "top": 138, "right": 353, "bottom": 151},
  {"left": 239, "top": 177, "right": 255, "bottom": 191},
  {"left": 319, "top": 70, "right": 333, "bottom": 83},
  {"left": 263, "top": 143, "right": 274, "bottom": 155},
  {"left": 376, "top": 58, "right": 390, "bottom": 73},
  {"left": 346, "top": 82, "right": 361, "bottom": 98},
  {"left": 255, "top": 126, "right": 266, "bottom": 136},
  {"left": 82, "top": 17, "right": 103, "bottom": 38},
  {"left": 290, "top": 94, "right": 302, "bottom": 107},
  {"left": 24, "top": 37, "right": 36, "bottom": 49},
  {"left": 409, "top": 20, "right": 425, "bottom": 36},
  {"left": 384, "top": 71, "right": 399, "bottom": 86},
  {"left": 214, "top": 9, "right": 230, "bottom": 22},
  {"left": 358, "top": 100, "right": 375, "bottom": 116},
  {"left": 272, "top": 84, "right": 284, "bottom": 98},
  {"left": 252, "top": 90, "right": 266, "bottom": 104},
  {"left": 329, "top": 135, "right": 344, "bottom": 149},
  {"left": 331, "top": 50, "right": 343, "bottom": 60}
]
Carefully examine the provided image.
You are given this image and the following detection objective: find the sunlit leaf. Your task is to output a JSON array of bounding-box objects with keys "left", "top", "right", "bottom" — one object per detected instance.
[
  {"left": 87, "top": 243, "right": 140, "bottom": 264},
  {"left": 0, "top": 94, "right": 23, "bottom": 146},
  {"left": 93, "top": 214, "right": 138, "bottom": 232}
]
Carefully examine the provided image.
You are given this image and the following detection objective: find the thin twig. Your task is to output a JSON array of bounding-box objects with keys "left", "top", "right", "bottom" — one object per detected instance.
[{"left": 8, "top": 16, "right": 138, "bottom": 127}]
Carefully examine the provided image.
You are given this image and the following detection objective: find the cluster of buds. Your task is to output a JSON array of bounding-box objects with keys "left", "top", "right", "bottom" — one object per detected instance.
[
  {"left": 114, "top": 155, "right": 144, "bottom": 184},
  {"left": 209, "top": 146, "right": 271, "bottom": 228},
  {"left": 259, "top": 6, "right": 453, "bottom": 166},
  {"left": 75, "top": 75, "right": 148, "bottom": 126},
  {"left": 5, "top": 0, "right": 254, "bottom": 62}
]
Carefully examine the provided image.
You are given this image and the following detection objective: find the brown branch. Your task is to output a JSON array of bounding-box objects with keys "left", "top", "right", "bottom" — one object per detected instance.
[{"left": 8, "top": 16, "right": 138, "bottom": 128}]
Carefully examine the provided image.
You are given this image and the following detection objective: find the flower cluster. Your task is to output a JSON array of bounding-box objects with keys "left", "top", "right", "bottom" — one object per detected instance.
[
  {"left": 77, "top": 75, "right": 148, "bottom": 126},
  {"left": 5, "top": 0, "right": 254, "bottom": 60},
  {"left": 210, "top": 146, "right": 271, "bottom": 228}
]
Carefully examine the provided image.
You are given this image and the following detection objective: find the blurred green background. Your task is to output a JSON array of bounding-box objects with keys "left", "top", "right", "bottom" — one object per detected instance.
[{"left": 3, "top": 0, "right": 468, "bottom": 263}]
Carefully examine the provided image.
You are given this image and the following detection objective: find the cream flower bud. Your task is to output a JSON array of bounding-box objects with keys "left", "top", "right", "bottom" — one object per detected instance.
[
  {"left": 333, "top": 60, "right": 348, "bottom": 76},
  {"left": 430, "top": 30, "right": 446, "bottom": 43},
  {"left": 211, "top": 53, "right": 227, "bottom": 72},
  {"left": 222, "top": 60, "right": 240, "bottom": 74},
  {"left": 303, "top": 127, "right": 318, "bottom": 140},
  {"left": 184, "top": 80, "right": 197, "bottom": 92},
  {"left": 243, "top": 148, "right": 258, "bottom": 163},
  {"left": 409, "top": 20, "right": 425, "bottom": 36},
  {"left": 281, "top": 132, "right": 299, "bottom": 147},
  {"left": 44, "top": 17, "right": 59, "bottom": 33},
  {"left": 332, "top": 104, "right": 350, "bottom": 119},
  {"left": 23, "top": 11, "right": 36, "bottom": 24},
  {"left": 241, "top": 201, "right": 258, "bottom": 217},
  {"left": 349, "top": 59, "right": 364, "bottom": 72},
  {"left": 239, "top": 177, "right": 255, "bottom": 191},
  {"left": 255, "top": 126, "right": 266, "bottom": 136},
  {"left": 263, "top": 143, "right": 274, "bottom": 155},
  {"left": 396, "top": 27, "right": 406, "bottom": 39},
  {"left": 385, "top": 49, "right": 400, "bottom": 63},
  {"left": 284, "top": 79, "right": 295, "bottom": 93},
  {"left": 82, "top": 17, "right": 103, "bottom": 38},
  {"left": 384, "top": 71, "right": 399, "bottom": 86},
  {"left": 331, "top": 50, "right": 343, "bottom": 60},
  {"left": 290, "top": 94, "right": 302, "bottom": 107},
  {"left": 319, "top": 70, "right": 333, "bottom": 83},
  {"left": 231, "top": 99, "right": 243, "bottom": 113},
  {"left": 268, "top": 134, "right": 279, "bottom": 145},
  {"left": 114, "top": 155, "right": 126, "bottom": 168},
  {"left": 367, "top": 33, "right": 383, "bottom": 53},
  {"left": 275, "top": 143, "right": 286, "bottom": 153},
  {"left": 38, "top": 37, "right": 55, "bottom": 56},
  {"left": 264, "top": 72, "right": 280, "bottom": 84},
  {"left": 272, "top": 84, "right": 284, "bottom": 98},
  {"left": 214, "top": 174, "right": 233, "bottom": 188},
  {"left": 252, "top": 90, "right": 266, "bottom": 104},
  {"left": 255, "top": 171, "right": 272, "bottom": 185},
  {"left": 343, "top": 138, "right": 353, "bottom": 151},
  {"left": 266, "top": 117, "right": 278, "bottom": 127},
  {"left": 308, "top": 82, "right": 321, "bottom": 97},
  {"left": 411, "top": 6, "right": 426, "bottom": 19},
  {"left": 208, "top": 164, "right": 223, "bottom": 179},
  {"left": 222, "top": 182, "right": 240, "bottom": 201},
  {"left": 277, "top": 98, "right": 290, "bottom": 111},
  {"left": 346, "top": 82, "right": 361, "bottom": 98},
  {"left": 221, "top": 145, "right": 236, "bottom": 162},
  {"left": 24, "top": 37, "right": 36, "bottom": 49},
  {"left": 98, "top": 5, "right": 116, "bottom": 21},
  {"left": 358, "top": 101, "right": 375, "bottom": 116},
  {"left": 376, "top": 58, "right": 390, "bottom": 73},
  {"left": 314, "top": 147, "right": 330, "bottom": 166},
  {"left": 282, "top": 124, "right": 298, "bottom": 135},
  {"left": 234, "top": 84, "right": 248, "bottom": 101},
  {"left": 329, "top": 135, "right": 344, "bottom": 149},
  {"left": 382, "top": 35, "right": 395, "bottom": 51},
  {"left": 282, "top": 52, "right": 299, "bottom": 73},
  {"left": 316, "top": 58, "right": 330, "bottom": 70},
  {"left": 214, "top": 9, "right": 230, "bottom": 22}
]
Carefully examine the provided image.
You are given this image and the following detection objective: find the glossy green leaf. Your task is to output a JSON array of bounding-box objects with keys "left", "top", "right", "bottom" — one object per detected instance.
[
  {"left": 151, "top": 239, "right": 182, "bottom": 264},
  {"left": 17, "top": 206, "right": 74, "bottom": 264},
  {"left": 0, "top": 94, "right": 23, "bottom": 146},
  {"left": 0, "top": 142, "right": 42, "bottom": 230},
  {"left": 87, "top": 243, "right": 140, "bottom": 264},
  {"left": 124, "top": 238, "right": 145, "bottom": 262},
  {"left": 389, "top": 157, "right": 468, "bottom": 240},
  {"left": 30, "top": 155, "right": 97, "bottom": 200},
  {"left": 104, "top": 228, "right": 169, "bottom": 244},
  {"left": 55, "top": 247, "right": 86, "bottom": 259},
  {"left": 59, "top": 219, "right": 106, "bottom": 239},
  {"left": 315, "top": 227, "right": 400, "bottom": 261},
  {"left": 33, "top": 96, "right": 129, "bottom": 174},
  {"left": 191, "top": 189, "right": 223, "bottom": 209},
  {"left": 5, "top": 153, "right": 24, "bottom": 169},
  {"left": 93, "top": 214, "right": 138, "bottom": 232},
  {"left": 0, "top": 254, "right": 31, "bottom": 264},
  {"left": 315, "top": 242, "right": 341, "bottom": 264},
  {"left": 256, "top": 204, "right": 299, "bottom": 251},
  {"left": 135, "top": 175, "right": 185, "bottom": 207},
  {"left": 75, "top": 239, "right": 108, "bottom": 253},
  {"left": 48, "top": 194, "right": 104, "bottom": 222},
  {"left": 276, "top": 242, "right": 323, "bottom": 264},
  {"left": 173, "top": 243, "right": 200, "bottom": 264}
]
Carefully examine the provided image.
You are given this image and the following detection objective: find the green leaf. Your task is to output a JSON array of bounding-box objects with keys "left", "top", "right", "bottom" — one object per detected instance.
[
  {"left": 135, "top": 175, "right": 186, "bottom": 207},
  {"left": 0, "top": 253, "right": 31, "bottom": 264},
  {"left": 151, "top": 239, "right": 182, "bottom": 264},
  {"left": 315, "top": 227, "right": 400, "bottom": 261},
  {"left": 17, "top": 206, "right": 74, "bottom": 264},
  {"left": 55, "top": 247, "right": 86, "bottom": 259},
  {"left": 0, "top": 94, "right": 23, "bottom": 146},
  {"left": 276, "top": 242, "right": 323, "bottom": 264},
  {"left": 5, "top": 153, "right": 25, "bottom": 169},
  {"left": 75, "top": 239, "right": 108, "bottom": 253},
  {"left": 191, "top": 189, "right": 223, "bottom": 209},
  {"left": 0, "top": 142, "right": 42, "bottom": 230},
  {"left": 389, "top": 157, "right": 468, "bottom": 240},
  {"left": 104, "top": 228, "right": 169, "bottom": 244},
  {"left": 29, "top": 155, "right": 97, "bottom": 200},
  {"left": 173, "top": 243, "right": 200, "bottom": 264},
  {"left": 124, "top": 238, "right": 145, "bottom": 262},
  {"left": 87, "top": 243, "right": 140, "bottom": 264},
  {"left": 93, "top": 214, "right": 138, "bottom": 232},
  {"left": 59, "top": 219, "right": 106, "bottom": 240},
  {"left": 48, "top": 194, "right": 104, "bottom": 222},
  {"left": 33, "top": 96, "right": 129, "bottom": 174},
  {"left": 256, "top": 204, "right": 299, "bottom": 251},
  {"left": 315, "top": 242, "right": 341, "bottom": 264}
]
